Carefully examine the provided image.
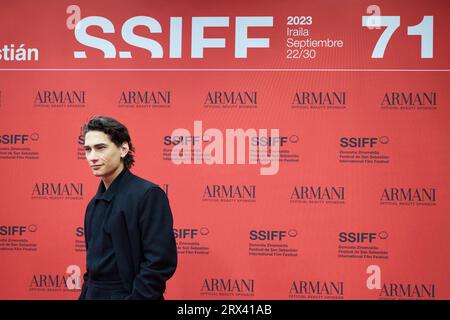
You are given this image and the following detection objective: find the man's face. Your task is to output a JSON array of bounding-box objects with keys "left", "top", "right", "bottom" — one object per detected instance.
[{"left": 84, "top": 131, "right": 128, "bottom": 177}]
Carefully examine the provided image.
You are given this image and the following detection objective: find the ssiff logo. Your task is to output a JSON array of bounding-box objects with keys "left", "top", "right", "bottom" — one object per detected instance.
[
  {"left": 0, "top": 225, "right": 38, "bottom": 252},
  {"left": 71, "top": 14, "right": 273, "bottom": 59}
]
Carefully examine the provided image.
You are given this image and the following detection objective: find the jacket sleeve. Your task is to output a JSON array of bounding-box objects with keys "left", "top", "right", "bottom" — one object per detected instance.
[
  {"left": 78, "top": 203, "right": 91, "bottom": 300},
  {"left": 126, "top": 187, "right": 177, "bottom": 300},
  {"left": 78, "top": 271, "right": 89, "bottom": 300}
]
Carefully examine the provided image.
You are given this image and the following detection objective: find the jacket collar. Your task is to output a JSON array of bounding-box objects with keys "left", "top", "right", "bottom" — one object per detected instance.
[{"left": 94, "top": 167, "right": 130, "bottom": 202}]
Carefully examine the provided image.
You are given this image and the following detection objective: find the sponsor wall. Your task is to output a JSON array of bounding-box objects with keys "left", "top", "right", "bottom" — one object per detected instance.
[{"left": 0, "top": 0, "right": 449, "bottom": 299}]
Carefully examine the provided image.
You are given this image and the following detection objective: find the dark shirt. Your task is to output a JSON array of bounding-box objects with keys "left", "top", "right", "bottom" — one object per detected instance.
[{"left": 86, "top": 167, "right": 128, "bottom": 281}]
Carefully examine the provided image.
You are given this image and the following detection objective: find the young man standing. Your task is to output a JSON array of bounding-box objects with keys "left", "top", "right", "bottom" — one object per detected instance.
[{"left": 79, "top": 116, "right": 177, "bottom": 300}]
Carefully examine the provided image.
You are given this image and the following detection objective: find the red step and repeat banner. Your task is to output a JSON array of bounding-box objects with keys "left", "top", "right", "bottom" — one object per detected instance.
[{"left": 0, "top": 0, "right": 449, "bottom": 300}]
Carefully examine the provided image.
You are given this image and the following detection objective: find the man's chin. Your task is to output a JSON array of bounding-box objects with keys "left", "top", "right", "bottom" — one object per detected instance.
[{"left": 91, "top": 170, "right": 104, "bottom": 177}]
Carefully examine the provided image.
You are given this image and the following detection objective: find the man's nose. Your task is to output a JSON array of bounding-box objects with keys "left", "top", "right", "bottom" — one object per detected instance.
[{"left": 87, "top": 151, "right": 99, "bottom": 163}]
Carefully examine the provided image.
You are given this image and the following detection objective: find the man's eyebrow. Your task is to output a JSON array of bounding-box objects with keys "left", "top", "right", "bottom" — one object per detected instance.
[{"left": 83, "top": 143, "right": 108, "bottom": 148}]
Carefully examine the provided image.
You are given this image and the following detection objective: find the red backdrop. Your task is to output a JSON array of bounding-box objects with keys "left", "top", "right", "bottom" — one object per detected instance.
[{"left": 0, "top": 0, "right": 449, "bottom": 299}]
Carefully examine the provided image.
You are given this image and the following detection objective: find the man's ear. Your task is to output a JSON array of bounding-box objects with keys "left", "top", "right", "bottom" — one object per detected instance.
[{"left": 120, "top": 142, "right": 130, "bottom": 159}]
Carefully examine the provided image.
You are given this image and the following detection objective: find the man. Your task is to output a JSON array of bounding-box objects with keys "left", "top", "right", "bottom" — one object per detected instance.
[{"left": 79, "top": 116, "right": 177, "bottom": 300}]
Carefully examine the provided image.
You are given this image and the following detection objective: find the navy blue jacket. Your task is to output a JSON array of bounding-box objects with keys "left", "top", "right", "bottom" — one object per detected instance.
[{"left": 79, "top": 168, "right": 177, "bottom": 300}]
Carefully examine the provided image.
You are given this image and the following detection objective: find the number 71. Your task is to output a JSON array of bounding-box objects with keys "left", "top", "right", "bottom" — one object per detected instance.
[{"left": 362, "top": 15, "right": 433, "bottom": 58}]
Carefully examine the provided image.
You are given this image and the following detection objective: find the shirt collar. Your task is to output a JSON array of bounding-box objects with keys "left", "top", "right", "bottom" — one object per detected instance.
[{"left": 94, "top": 167, "right": 129, "bottom": 202}]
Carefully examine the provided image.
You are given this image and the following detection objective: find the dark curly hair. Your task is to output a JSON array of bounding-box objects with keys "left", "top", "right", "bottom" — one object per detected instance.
[{"left": 82, "top": 116, "right": 135, "bottom": 169}]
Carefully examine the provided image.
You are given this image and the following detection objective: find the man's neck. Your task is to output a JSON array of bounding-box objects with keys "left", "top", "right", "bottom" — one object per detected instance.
[{"left": 102, "top": 164, "right": 125, "bottom": 190}]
